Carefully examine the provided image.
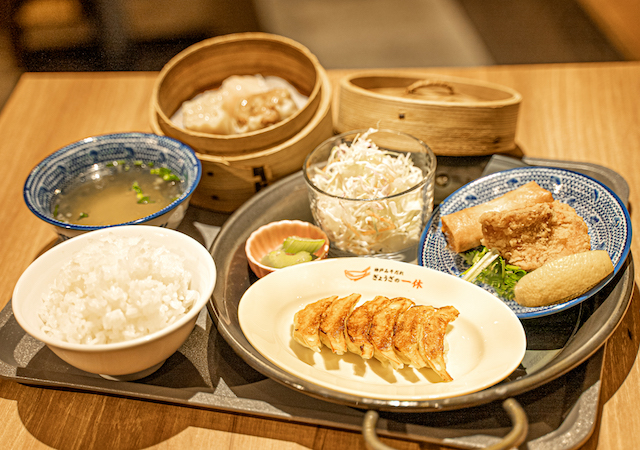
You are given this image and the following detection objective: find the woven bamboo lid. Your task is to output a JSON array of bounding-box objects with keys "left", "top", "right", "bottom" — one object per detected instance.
[{"left": 335, "top": 71, "right": 522, "bottom": 156}]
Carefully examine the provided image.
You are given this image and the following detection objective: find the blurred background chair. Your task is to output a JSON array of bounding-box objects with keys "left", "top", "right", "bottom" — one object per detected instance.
[{"left": 2, "top": 0, "right": 260, "bottom": 71}]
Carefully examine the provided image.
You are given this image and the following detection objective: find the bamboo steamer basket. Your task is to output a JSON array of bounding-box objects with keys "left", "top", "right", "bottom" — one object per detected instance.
[
  {"left": 335, "top": 71, "right": 522, "bottom": 156},
  {"left": 184, "top": 67, "right": 333, "bottom": 213},
  {"left": 150, "top": 32, "right": 324, "bottom": 155}
]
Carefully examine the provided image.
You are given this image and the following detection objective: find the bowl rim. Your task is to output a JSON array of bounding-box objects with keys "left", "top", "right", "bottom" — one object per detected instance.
[
  {"left": 245, "top": 219, "right": 330, "bottom": 274},
  {"left": 302, "top": 128, "right": 437, "bottom": 201},
  {"left": 12, "top": 225, "right": 216, "bottom": 352},
  {"left": 23, "top": 132, "right": 202, "bottom": 231}
]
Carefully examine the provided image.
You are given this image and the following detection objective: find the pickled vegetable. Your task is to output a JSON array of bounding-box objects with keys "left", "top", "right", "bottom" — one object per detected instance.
[
  {"left": 261, "top": 250, "right": 313, "bottom": 269},
  {"left": 282, "top": 236, "right": 325, "bottom": 254}
]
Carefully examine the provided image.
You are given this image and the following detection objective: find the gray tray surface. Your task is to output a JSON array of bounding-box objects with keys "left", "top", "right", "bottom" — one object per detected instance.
[{"left": 0, "top": 155, "right": 633, "bottom": 448}]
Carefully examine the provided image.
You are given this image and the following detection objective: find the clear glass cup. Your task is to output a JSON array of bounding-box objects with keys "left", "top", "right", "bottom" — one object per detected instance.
[{"left": 303, "top": 129, "right": 437, "bottom": 262}]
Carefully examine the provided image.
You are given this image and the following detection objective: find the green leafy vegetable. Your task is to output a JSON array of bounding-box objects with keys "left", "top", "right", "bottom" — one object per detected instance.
[
  {"left": 461, "top": 247, "right": 527, "bottom": 299},
  {"left": 78, "top": 212, "right": 89, "bottom": 220}
]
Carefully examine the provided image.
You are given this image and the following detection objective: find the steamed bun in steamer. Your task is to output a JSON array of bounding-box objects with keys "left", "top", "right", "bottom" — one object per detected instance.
[{"left": 179, "top": 75, "right": 305, "bottom": 135}]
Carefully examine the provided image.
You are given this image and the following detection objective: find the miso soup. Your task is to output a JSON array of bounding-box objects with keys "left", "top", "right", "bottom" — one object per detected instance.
[{"left": 52, "top": 161, "right": 183, "bottom": 226}]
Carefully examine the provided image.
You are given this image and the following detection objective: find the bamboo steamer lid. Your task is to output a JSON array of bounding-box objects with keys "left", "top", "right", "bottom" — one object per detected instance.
[
  {"left": 335, "top": 71, "right": 522, "bottom": 156},
  {"left": 150, "top": 32, "right": 324, "bottom": 156}
]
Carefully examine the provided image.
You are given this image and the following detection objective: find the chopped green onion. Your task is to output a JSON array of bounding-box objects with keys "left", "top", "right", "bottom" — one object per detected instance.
[
  {"left": 150, "top": 167, "right": 180, "bottom": 182},
  {"left": 131, "top": 181, "right": 153, "bottom": 204},
  {"left": 78, "top": 212, "right": 89, "bottom": 220}
]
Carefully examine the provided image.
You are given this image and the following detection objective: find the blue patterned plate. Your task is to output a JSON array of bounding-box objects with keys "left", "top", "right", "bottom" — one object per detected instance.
[{"left": 418, "top": 166, "right": 632, "bottom": 319}]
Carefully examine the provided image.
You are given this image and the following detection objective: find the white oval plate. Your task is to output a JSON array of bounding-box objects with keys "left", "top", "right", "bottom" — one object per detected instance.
[
  {"left": 238, "top": 257, "right": 526, "bottom": 401},
  {"left": 418, "top": 166, "right": 632, "bottom": 319}
]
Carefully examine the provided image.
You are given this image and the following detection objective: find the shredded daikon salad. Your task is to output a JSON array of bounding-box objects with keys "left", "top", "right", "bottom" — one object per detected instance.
[{"left": 309, "top": 129, "right": 427, "bottom": 255}]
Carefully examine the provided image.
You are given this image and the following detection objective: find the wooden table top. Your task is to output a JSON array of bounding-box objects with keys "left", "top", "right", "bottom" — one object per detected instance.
[{"left": 1, "top": 62, "right": 639, "bottom": 449}]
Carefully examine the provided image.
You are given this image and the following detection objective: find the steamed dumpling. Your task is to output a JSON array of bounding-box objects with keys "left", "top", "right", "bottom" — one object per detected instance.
[
  {"left": 180, "top": 75, "right": 304, "bottom": 135},
  {"left": 234, "top": 89, "right": 298, "bottom": 133}
]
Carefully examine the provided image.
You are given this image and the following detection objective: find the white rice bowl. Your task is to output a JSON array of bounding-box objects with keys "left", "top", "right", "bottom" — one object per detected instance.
[
  {"left": 12, "top": 225, "right": 216, "bottom": 379},
  {"left": 39, "top": 233, "right": 199, "bottom": 345}
]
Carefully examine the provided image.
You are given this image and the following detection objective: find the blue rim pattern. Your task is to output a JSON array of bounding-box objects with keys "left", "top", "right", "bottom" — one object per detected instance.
[
  {"left": 418, "top": 166, "right": 632, "bottom": 319},
  {"left": 23, "top": 132, "right": 201, "bottom": 231}
]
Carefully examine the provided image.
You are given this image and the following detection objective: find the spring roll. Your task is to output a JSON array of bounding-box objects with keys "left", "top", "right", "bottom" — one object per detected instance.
[{"left": 441, "top": 181, "right": 554, "bottom": 253}]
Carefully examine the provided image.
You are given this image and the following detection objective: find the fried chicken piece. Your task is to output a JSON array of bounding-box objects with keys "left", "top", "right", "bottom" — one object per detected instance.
[
  {"left": 319, "top": 293, "right": 361, "bottom": 355},
  {"left": 393, "top": 305, "right": 436, "bottom": 369},
  {"left": 418, "top": 306, "right": 460, "bottom": 382},
  {"left": 368, "top": 297, "right": 414, "bottom": 369},
  {"left": 345, "top": 296, "right": 393, "bottom": 359},
  {"left": 480, "top": 200, "right": 591, "bottom": 271},
  {"left": 293, "top": 295, "right": 338, "bottom": 352}
]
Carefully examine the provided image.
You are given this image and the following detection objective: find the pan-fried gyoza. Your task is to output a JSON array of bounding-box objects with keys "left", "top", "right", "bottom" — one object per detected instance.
[
  {"left": 345, "top": 295, "right": 393, "bottom": 359},
  {"left": 368, "top": 297, "right": 414, "bottom": 370},
  {"left": 318, "top": 293, "right": 361, "bottom": 355},
  {"left": 292, "top": 295, "right": 338, "bottom": 352},
  {"left": 293, "top": 293, "right": 459, "bottom": 382}
]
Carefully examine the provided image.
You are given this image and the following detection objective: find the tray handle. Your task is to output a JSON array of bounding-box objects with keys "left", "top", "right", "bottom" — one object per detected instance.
[{"left": 362, "top": 398, "right": 529, "bottom": 450}]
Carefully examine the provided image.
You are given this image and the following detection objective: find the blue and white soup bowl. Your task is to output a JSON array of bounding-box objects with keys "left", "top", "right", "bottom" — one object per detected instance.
[{"left": 24, "top": 133, "right": 201, "bottom": 240}]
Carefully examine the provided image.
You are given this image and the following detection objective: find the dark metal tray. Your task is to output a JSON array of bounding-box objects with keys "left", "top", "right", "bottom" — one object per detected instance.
[{"left": 0, "top": 155, "right": 633, "bottom": 449}]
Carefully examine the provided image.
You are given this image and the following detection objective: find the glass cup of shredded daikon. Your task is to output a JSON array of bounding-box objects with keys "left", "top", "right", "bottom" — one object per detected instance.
[{"left": 303, "top": 128, "right": 436, "bottom": 262}]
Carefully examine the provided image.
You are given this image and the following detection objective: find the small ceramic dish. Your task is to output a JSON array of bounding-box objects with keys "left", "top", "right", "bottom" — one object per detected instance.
[{"left": 245, "top": 220, "right": 330, "bottom": 278}]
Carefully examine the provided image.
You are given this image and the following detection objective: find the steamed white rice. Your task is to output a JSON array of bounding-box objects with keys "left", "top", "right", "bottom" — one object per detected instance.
[{"left": 38, "top": 233, "right": 199, "bottom": 345}]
